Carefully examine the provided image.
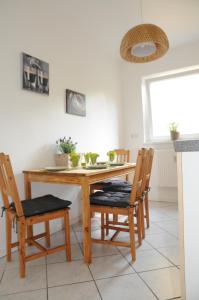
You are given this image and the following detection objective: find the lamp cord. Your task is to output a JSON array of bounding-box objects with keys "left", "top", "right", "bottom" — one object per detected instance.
[{"left": 140, "top": 0, "right": 143, "bottom": 23}]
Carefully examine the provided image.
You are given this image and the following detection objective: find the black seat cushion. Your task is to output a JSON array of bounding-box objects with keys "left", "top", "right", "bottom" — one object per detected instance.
[
  {"left": 11, "top": 194, "right": 71, "bottom": 217},
  {"left": 90, "top": 191, "right": 130, "bottom": 208},
  {"left": 94, "top": 179, "right": 130, "bottom": 187},
  {"left": 103, "top": 181, "right": 132, "bottom": 193}
]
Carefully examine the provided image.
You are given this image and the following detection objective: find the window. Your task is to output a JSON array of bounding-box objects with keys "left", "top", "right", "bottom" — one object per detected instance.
[{"left": 143, "top": 67, "right": 199, "bottom": 143}]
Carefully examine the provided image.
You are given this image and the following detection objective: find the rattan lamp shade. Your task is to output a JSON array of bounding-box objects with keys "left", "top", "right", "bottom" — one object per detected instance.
[{"left": 120, "top": 23, "right": 169, "bottom": 63}]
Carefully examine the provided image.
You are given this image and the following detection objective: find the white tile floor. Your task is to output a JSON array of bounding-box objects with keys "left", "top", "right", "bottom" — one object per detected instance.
[{"left": 0, "top": 201, "right": 181, "bottom": 300}]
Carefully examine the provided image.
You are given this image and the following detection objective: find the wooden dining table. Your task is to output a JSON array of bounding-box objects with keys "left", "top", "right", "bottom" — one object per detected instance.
[{"left": 23, "top": 163, "right": 136, "bottom": 264}]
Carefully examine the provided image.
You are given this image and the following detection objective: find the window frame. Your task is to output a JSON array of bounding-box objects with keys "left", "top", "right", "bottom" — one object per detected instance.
[{"left": 142, "top": 65, "right": 199, "bottom": 144}]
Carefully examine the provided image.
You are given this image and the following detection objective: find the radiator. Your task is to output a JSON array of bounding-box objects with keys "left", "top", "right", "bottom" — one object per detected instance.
[{"left": 151, "top": 149, "right": 177, "bottom": 187}]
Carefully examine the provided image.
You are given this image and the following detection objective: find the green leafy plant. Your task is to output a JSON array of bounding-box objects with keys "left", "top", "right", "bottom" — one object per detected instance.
[
  {"left": 169, "top": 122, "right": 178, "bottom": 132},
  {"left": 169, "top": 122, "right": 180, "bottom": 141},
  {"left": 70, "top": 152, "right": 80, "bottom": 167},
  {"left": 90, "top": 153, "right": 99, "bottom": 165},
  {"left": 56, "top": 137, "right": 77, "bottom": 154},
  {"left": 84, "top": 152, "right": 91, "bottom": 164},
  {"left": 107, "top": 150, "right": 116, "bottom": 162}
]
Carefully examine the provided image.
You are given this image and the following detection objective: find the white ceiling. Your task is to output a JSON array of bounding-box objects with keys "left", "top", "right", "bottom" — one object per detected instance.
[
  {"left": 8, "top": 0, "right": 199, "bottom": 60},
  {"left": 65, "top": 0, "right": 199, "bottom": 60}
]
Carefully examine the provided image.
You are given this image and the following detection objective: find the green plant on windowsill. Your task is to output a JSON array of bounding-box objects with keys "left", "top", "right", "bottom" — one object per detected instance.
[
  {"left": 107, "top": 150, "right": 116, "bottom": 162},
  {"left": 169, "top": 122, "right": 180, "bottom": 141}
]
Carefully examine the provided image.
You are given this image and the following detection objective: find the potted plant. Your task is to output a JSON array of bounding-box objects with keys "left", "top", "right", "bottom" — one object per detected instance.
[
  {"left": 90, "top": 153, "right": 99, "bottom": 165},
  {"left": 107, "top": 150, "right": 116, "bottom": 162},
  {"left": 84, "top": 152, "right": 91, "bottom": 166},
  {"left": 55, "top": 137, "right": 77, "bottom": 167},
  {"left": 70, "top": 152, "right": 80, "bottom": 168},
  {"left": 169, "top": 123, "right": 180, "bottom": 141}
]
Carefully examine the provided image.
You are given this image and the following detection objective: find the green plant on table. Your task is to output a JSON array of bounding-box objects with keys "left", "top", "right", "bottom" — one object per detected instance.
[
  {"left": 56, "top": 137, "right": 77, "bottom": 154},
  {"left": 90, "top": 153, "right": 99, "bottom": 165},
  {"left": 70, "top": 152, "right": 80, "bottom": 168},
  {"left": 107, "top": 150, "right": 116, "bottom": 162},
  {"left": 84, "top": 152, "right": 91, "bottom": 165}
]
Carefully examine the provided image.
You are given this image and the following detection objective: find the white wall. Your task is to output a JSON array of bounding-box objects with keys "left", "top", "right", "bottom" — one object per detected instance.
[
  {"left": 121, "top": 41, "right": 199, "bottom": 201},
  {"left": 0, "top": 1, "right": 123, "bottom": 256},
  {"left": 177, "top": 151, "right": 199, "bottom": 300}
]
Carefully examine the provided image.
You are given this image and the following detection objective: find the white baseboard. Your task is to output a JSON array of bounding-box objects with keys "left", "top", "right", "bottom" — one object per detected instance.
[{"left": 150, "top": 186, "right": 178, "bottom": 202}]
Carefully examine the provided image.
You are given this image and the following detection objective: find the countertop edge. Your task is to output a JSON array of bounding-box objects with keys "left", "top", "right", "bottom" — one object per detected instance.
[{"left": 174, "top": 139, "right": 199, "bottom": 152}]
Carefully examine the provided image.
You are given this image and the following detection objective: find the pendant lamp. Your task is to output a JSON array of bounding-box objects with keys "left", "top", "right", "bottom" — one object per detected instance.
[{"left": 120, "top": 2, "right": 169, "bottom": 63}]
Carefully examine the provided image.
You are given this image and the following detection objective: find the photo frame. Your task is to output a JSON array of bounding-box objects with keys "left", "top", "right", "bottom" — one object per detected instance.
[
  {"left": 66, "top": 89, "right": 86, "bottom": 117},
  {"left": 22, "top": 53, "right": 49, "bottom": 95}
]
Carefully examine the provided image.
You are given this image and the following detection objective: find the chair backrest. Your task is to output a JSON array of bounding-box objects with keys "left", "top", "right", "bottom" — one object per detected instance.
[
  {"left": 140, "top": 148, "right": 151, "bottom": 194},
  {"left": 0, "top": 153, "right": 23, "bottom": 217},
  {"left": 114, "top": 149, "right": 130, "bottom": 163},
  {"left": 129, "top": 149, "right": 145, "bottom": 206},
  {"left": 145, "top": 148, "right": 154, "bottom": 190}
]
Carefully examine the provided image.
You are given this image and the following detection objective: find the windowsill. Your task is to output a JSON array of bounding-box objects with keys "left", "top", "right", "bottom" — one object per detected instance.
[
  {"left": 144, "top": 136, "right": 199, "bottom": 149},
  {"left": 144, "top": 140, "right": 174, "bottom": 149}
]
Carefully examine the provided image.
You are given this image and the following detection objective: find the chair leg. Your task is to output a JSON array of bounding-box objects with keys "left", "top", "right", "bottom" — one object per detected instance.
[
  {"left": 90, "top": 212, "right": 95, "bottom": 218},
  {"left": 101, "top": 213, "right": 105, "bottom": 240},
  {"left": 128, "top": 210, "right": 136, "bottom": 261},
  {"left": 105, "top": 213, "right": 109, "bottom": 235},
  {"left": 27, "top": 225, "right": 33, "bottom": 245},
  {"left": 45, "top": 221, "right": 51, "bottom": 248},
  {"left": 113, "top": 214, "right": 118, "bottom": 222},
  {"left": 140, "top": 200, "right": 145, "bottom": 239},
  {"left": 64, "top": 210, "right": 71, "bottom": 262},
  {"left": 145, "top": 193, "right": 150, "bottom": 228},
  {"left": 18, "top": 219, "right": 26, "bottom": 278},
  {"left": 136, "top": 205, "right": 142, "bottom": 246},
  {"left": 6, "top": 212, "right": 12, "bottom": 262}
]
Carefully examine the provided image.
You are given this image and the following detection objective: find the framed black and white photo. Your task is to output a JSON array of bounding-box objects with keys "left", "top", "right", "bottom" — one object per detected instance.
[
  {"left": 66, "top": 89, "right": 86, "bottom": 117},
  {"left": 22, "top": 53, "right": 49, "bottom": 95}
]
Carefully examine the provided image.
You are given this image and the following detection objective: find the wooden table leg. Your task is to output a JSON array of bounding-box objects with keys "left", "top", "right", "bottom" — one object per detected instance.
[{"left": 81, "top": 179, "right": 91, "bottom": 264}]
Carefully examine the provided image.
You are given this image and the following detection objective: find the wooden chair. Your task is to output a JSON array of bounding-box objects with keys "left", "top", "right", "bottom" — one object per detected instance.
[
  {"left": 90, "top": 149, "right": 144, "bottom": 261},
  {"left": 114, "top": 149, "right": 130, "bottom": 181},
  {"left": 0, "top": 153, "right": 71, "bottom": 278},
  {"left": 90, "top": 149, "right": 131, "bottom": 222},
  {"left": 102, "top": 148, "right": 153, "bottom": 239},
  {"left": 90, "top": 149, "right": 131, "bottom": 192}
]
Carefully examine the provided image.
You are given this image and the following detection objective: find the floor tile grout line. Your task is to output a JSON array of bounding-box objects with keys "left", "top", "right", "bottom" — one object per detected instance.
[
  {"left": 0, "top": 265, "right": 6, "bottom": 285},
  {"left": 72, "top": 225, "right": 103, "bottom": 299},
  {"left": 46, "top": 257, "right": 84, "bottom": 265},
  {"left": 47, "top": 279, "right": 95, "bottom": 290},
  {"left": 145, "top": 224, "right": 179, "bottom": 239},
  {"left": 142, "top": 238, "right": 179, "bottom": 268},
  {"left": 146, "top": 223, "right": 178, "bottom": 237},
  {"left": 152, "top": 247, "right": 179, "bottom": 269},
  {"left": 137, "top": 265, "right": 180, "bottom": 274},
  {"left": 166, "top": 297, "right": 181, "bottom": 300},
  {"left": 144, "top": 236, "right": 178, "bottom": 253},
  {"left": 117, "top": 247, "right": 160, "bottom": 300},
  {"left": 0, "top": 287, "right": 47, "bottom": 297},
  {"left": 88, "top": 265, "right": 103, "bottom": 300},
  {"left": 93, "top": 271, "right": 141, "bottom": 281},
  {"left": 154, "top": 225, "right": 179, "bottom": 239},
  {"left": 118, "top": 244, "right": 181, "bottom": 299}
]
